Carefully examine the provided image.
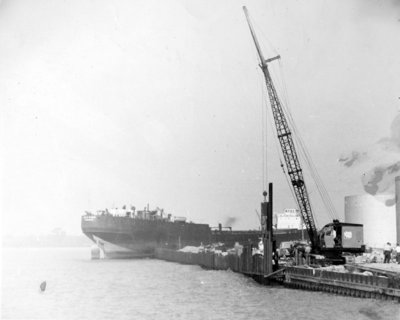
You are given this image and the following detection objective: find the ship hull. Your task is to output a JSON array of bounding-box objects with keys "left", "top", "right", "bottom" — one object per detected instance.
[
  {"left": 92, "top": 235, "right": 153, "bottom": 259},
  {"left": 82, "top": 214, "right": 212, "bottom": 258},
  {"left": 82, "top": 214, "right": 306, "bottom": 259}
]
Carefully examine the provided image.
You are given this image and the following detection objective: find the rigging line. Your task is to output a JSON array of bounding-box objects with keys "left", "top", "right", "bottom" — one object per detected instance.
[
  {"left": 284, "top": 107, "right": 335, "bottom": 219},
  {"left": 255, "top": 52, "right": 267, "bottom": 191},
  {"left": 263, "top": 76, "right": 319, "bottom": 227},
  {"left": 283, "top": 108, "right": 337, "bottom": 220},
  {"left": 258, "top": 75, "right": 269, "bottom": 189},
  {"left": 266, "top": 104, "right": 299, "bottom": 215},
  {"left": 263, "top": 82, "right": 268, "bottom": 189},
  {"left": 271, "top": 68, "right": 313, "bottom": 174},
  {"left": 288, "top": 113, "right": 337, "bottom": 219},
  {"left": 308, "top": 189, "right": 320, "bottom": 228},
  {"left": 266, "top": 121, "right": 315, "bottom": 229},
  {"left": 248, "top": 33, "right": 267, "bottom": 192},
  {"left": 248, "top": 18, "right": 335, "bottom": 221},
  {"left": 264, "top": 65, "right": 324, "bottom": 226},
  {"left": 277, "top": 60, "right": 290, "bottom": 106},
  {"left": 264, "top": 65, "right": 319, "bottom": 223},
  {"left": 302, "top": 149, "right": 337, "bottom": 216},
  {"left": 288, "top": 122, "right": 335, "bottom": 219},
  {"left": 246, "top": 15, "right": 286, "bottom": 193},
  {"left": 261, "top": 72, "right": 267, "bottom": 191},
  {"left": 274, "top": 60, "right": 338, "bottom": 220},
  {"left": 299, "top": 143, "right": 336, "bottom": 220},
  {"left": 245, "top": 19, "right": 336, "bottom": 225},
  {"left": 252, "top": 18, "right": 279, "bottom": 57}
]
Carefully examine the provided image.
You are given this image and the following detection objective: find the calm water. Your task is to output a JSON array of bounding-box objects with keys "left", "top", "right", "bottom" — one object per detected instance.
[{"left": 2, "top": 247, "right": 399, "bottom": 320}]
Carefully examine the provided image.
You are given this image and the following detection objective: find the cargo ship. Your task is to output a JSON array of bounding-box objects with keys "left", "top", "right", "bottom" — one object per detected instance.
[{"left": 81, "top": 205, "right": 305, "bottom": 258}]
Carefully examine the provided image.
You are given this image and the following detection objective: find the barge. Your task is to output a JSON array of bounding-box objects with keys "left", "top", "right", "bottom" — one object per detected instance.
[{"left": 81, "top": 207, "right": 305, "bottom": 259}]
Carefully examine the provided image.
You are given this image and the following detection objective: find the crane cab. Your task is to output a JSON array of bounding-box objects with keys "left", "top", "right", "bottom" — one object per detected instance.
[{"left": 317, "top": 220, "right": 364, "bottom": 256}]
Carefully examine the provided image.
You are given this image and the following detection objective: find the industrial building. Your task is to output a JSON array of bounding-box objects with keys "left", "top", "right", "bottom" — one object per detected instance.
[{"left": 273, "top": 209, "right": 304, "bottom": 230}]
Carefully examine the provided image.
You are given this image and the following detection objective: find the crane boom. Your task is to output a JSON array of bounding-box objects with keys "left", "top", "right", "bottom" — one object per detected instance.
[{"left": 243, "top": 6, "right": 318, "bottom": 248}]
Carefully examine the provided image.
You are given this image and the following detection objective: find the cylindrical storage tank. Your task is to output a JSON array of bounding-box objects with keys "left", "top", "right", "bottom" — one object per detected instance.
[
  {"left": 396, "top": 176, "right": 400, "bottom": 245},
  {"left": 345, "top": 194, "right": 396, "bottom": 248}
]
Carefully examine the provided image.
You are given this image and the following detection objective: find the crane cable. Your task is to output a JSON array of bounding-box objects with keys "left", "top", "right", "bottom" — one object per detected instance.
[
  {"left": 251, "top": 20, "right": 321, "bottom": 225},
  {"left": 256, "top": 46, "right": 268, "bottom": 192},
  {"left": 281, "top": 88, "right": 338, "bottom": 221},
  {"left": 251, "top": 19, "right": 338, "bottom": 224},
  {"left": 266, "top": 58, "right": 334, "bottom": 224},
  {"left": 279, "top": 80, "right": 337, "bottom": 221},
  {"left": 275, "top": 60, "right": 338, "bottom": 221},
  {"left": 263, "top": 68, "right": 321, "bottom": 228},
  {"left": 248, "top": 30, "right": 268, "bottom": 193},
  {"left": 269, "top": 71, "right": 322, "bottom": 227},
  {"left": 266, "top": 100, "right": 301, "bottom": 214},
  {"left": 252, "top": 19, "right": 277, "bottom": 192}
]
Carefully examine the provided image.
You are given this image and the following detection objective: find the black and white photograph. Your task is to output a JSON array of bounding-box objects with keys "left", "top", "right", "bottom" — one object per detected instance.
[{"left": 2, "top": 1, "right": 400, "bottom": 319}]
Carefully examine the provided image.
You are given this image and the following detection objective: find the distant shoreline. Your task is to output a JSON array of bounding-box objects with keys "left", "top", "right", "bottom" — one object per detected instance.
[{"left": 2, "top": 235, "right": 92, "bottom": 248}]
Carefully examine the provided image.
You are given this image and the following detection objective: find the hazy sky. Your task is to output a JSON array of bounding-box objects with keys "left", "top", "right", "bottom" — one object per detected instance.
[{"left": 1, "top": 0, "right": 400, "bottom": 235}]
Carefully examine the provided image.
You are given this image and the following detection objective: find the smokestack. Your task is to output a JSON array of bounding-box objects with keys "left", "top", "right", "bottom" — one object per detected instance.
[{"left": 396, "top": 176, "right": 400, "bottom": 244}]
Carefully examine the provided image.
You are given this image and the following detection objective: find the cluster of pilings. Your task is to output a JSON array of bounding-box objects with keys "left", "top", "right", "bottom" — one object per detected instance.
[
  {"left": 155, "top": 248, "right": 400, "bottom": 301},
  {"left": 155, "top": 248, "right": 263, "bottom": 274}
]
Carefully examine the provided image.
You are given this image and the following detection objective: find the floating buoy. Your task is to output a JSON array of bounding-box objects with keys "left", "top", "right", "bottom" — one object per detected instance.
[
  {"left": 91, "top": 245, "right": 101, "bottom": 259},
  {"left": 40, "top": 281, "right": 46, "bottom": 292}
]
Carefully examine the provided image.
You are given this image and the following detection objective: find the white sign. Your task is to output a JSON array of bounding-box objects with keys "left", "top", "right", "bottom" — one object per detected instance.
[{"left": 344, "top": 231, "right": 352, "bottom": 239}]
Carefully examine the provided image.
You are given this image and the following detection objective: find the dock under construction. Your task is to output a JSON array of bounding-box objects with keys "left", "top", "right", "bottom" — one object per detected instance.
[{"left": 154, "top": 247, "right": 400, "bottom": 302}]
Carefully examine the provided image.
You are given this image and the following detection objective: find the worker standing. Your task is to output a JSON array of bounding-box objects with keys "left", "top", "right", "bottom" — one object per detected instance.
[
  {"left": 383, "top": 242, "right": 392, "bottom": 263},
  {"left": 395, "top": 243, "right": 400, "bottom": 264},
  {"left": 305, "top": 244, "right": 311, "bottom": 265}
]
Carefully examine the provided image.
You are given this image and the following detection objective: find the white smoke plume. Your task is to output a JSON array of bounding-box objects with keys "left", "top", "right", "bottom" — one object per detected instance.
[
  {"left": 223, "top": 216, "right": 237, "bottom": 228},
  {"left": 338, "top": 114, "right": 400, "bottom": 205}
]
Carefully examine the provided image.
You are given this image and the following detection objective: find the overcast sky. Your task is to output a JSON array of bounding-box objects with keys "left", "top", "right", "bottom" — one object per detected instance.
[{"left": 1, "top": 0, "right": 400, "bottom": 235}]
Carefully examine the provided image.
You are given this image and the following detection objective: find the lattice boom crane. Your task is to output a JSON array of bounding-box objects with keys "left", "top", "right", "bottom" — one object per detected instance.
[
  {"left": 243, "top": 6, "right": 318, "bottom": 248},
  {"left": 243, "top": 7, "right": 365, "bottom": 261}
]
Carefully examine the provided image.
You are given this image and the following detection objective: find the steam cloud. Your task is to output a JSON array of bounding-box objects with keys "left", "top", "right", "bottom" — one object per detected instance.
[
  {"left": 339, "top": 114, "right": 400, "bottom": 205},
  {"left": 338, "top": 151, "right": 367, "bottom": 167},
  {"left": 362, "top": 161, "right": 400, "bottom": 195},
  {"left": 224, "top": 216, "right": 237, "bottom": 227}
]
